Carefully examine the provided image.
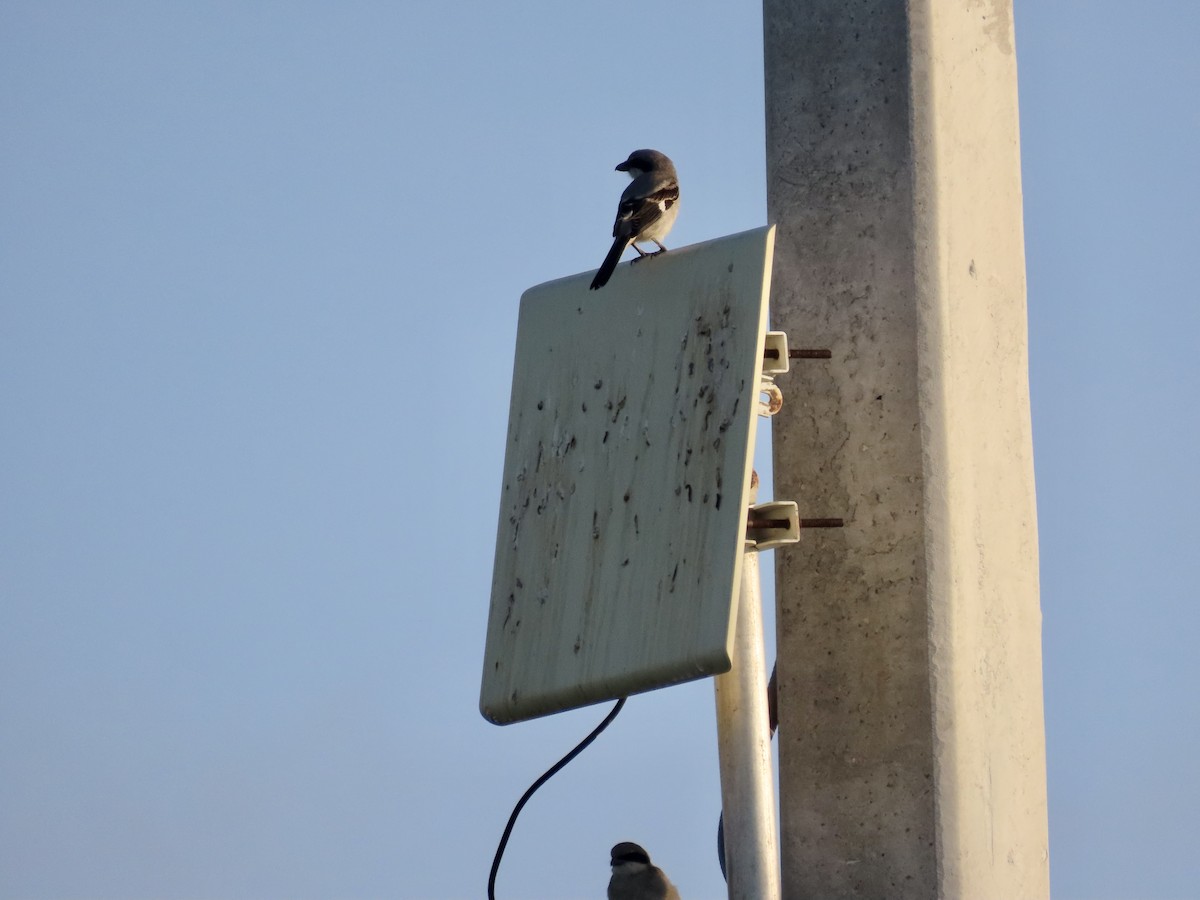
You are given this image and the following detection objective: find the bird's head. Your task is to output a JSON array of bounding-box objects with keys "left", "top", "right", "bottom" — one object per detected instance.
[
  {"left": 615, "top": 149, "right": 671, "bottom": 179},
  {"left": 610, "top": 841, "right": 653, "bottom": 874}
]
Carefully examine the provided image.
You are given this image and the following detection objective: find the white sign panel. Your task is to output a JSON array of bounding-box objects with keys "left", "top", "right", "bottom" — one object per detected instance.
[{"left": 480, "top": 227, "right": 775, "bottom": 724}]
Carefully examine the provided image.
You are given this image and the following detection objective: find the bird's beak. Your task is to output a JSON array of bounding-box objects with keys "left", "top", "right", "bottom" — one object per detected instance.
[{"left": 615, "top": 161, "right": 629, "bottom": 172}]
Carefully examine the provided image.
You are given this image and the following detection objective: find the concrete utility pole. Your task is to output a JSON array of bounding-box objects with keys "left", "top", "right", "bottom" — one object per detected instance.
[{"left": 764, "top": 2, "right": 1050, "bottom": 898}]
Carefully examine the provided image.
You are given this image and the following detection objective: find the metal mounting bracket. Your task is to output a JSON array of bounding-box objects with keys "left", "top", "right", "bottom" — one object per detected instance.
[{"left": 745, "top": 501, "right": 800, "bottom": 550}]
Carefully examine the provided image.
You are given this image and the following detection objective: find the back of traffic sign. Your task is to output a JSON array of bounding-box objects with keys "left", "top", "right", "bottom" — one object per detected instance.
[{"left": 480, "top": 226, "right": 775, "bottom": 724}]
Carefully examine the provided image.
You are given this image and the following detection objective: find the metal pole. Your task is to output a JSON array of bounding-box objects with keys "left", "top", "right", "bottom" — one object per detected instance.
[{"left": 713, "top": 527, "right": 781, "bottom": 900}]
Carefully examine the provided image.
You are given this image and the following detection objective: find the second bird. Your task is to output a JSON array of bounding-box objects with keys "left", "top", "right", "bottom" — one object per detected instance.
[
  {"left": 589, "top": 149, "right": 680, "bottom": 290},
  {"left": 607, "top": 842, "right": 682, "bottom": 900}
]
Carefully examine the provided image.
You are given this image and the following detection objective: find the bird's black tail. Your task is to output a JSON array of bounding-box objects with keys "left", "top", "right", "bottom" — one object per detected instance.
[{"left": 590, "top": 237, "right": 629, "bottom": 290}]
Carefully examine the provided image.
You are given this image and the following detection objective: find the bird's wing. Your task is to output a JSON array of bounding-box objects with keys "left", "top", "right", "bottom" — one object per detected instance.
[
  {"left": 612, "top": 173, "right": 680, "bottom": 241},
  {"left": 657, "top": 871, "right": 683, "bottom": 900}
]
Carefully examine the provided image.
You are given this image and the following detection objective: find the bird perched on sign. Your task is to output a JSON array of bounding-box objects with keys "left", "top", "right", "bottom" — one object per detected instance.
[
  {"left": 608, "top": 841, "right": 682, "bottom": 900},
  {"left": 589, "top": 149, "right": 680, "bottom": 290}
]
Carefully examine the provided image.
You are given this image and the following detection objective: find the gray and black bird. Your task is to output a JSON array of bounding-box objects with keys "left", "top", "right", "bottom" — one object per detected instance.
[
  {"left": 590, "top": 149, "right": 680, "bottom": 290},
  {"left": 607, "top": 841, "right": 681, "bottom": 900}
]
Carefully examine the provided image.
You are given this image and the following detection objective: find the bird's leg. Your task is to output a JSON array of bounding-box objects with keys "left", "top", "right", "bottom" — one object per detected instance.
[{"left": 630, "top": 241, "right": 670, "bottom": 265}]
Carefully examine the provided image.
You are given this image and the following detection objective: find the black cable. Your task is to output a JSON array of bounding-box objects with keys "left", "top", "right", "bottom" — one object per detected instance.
[{"left": 488, "top": 697, "right": 627, "bottom": 900}]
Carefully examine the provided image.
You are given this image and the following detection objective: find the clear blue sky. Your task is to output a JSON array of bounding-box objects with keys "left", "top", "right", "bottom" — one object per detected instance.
[{"left": 2, "top": 2, "right": 1196, "bottom": 898}]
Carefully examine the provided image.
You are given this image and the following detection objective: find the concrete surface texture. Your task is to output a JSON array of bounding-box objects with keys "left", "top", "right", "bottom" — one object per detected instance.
[{"left": 764, "top": 0, "right": 1050, "bottom": 897}]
